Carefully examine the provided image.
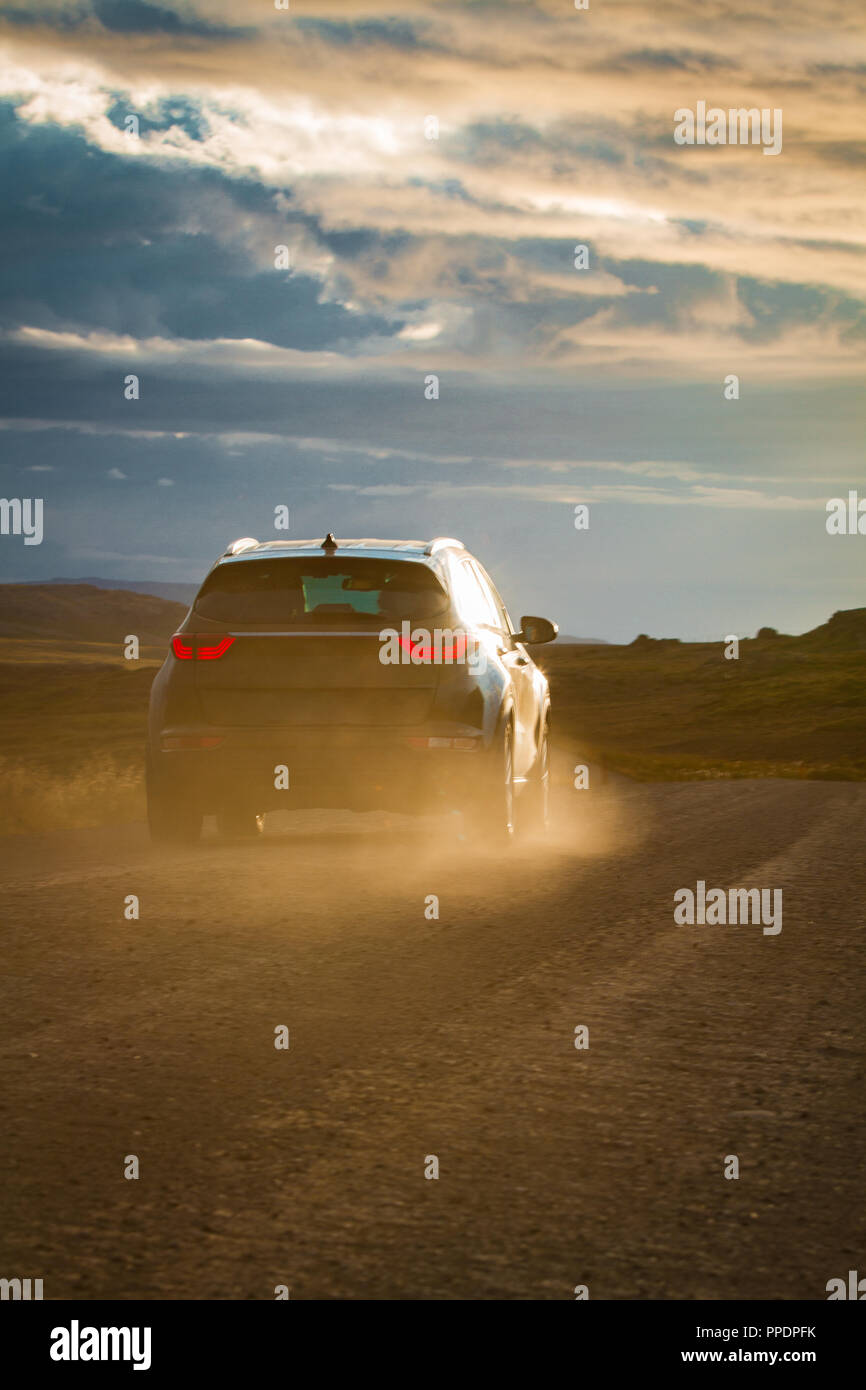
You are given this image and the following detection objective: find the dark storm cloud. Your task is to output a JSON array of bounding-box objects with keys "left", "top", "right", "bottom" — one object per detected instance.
[
  {"left": 293, "top": 17, "right": 428, "bottom": 50},
  {"left": 0, "top": 3, "right": 89, "bottom": 32},
  {"left": 0, "top": 107, "right": 395, "bottom": 347},
  {"left": 736, "top": 279, "right": 866, "bottom": 346},
  {"left": 105, "top": 95, "right": 210, "bottom": 142},
  {"left": 1, "top": 94, "right": 860, "bottom": 376},
  {"left": 317, "top": 227, "right": 412, "bottom": 263},
  {"left": 92, "top": 0, "right": 249, "bottom": 37},
  {"left": 0, "top": 0, "right": 253, "bottom": 40}
]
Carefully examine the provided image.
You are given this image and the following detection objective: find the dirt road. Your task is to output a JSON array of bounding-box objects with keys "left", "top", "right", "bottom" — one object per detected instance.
[{"left": 1, "top": 775, "right": 863, "bottom": 1300}]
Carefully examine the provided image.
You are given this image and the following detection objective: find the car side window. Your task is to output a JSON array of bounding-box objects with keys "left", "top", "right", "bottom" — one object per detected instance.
[
  {"left": 457, "top": 560, "right": 499, "bottom": 629},
  {"left": 475, "top": 564, "right": 517, "bottom": 637},
  {"left": 468, "top": 561, "right": 516, "bottom": 643}
]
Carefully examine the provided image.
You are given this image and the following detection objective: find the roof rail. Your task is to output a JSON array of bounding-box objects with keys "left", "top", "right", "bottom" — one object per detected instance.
[
  {"left": 424, "top": 536, "right": 464, "bottom": 555},
  {"left": 224, "top": 536, "right": 259, "bottom": 556}
]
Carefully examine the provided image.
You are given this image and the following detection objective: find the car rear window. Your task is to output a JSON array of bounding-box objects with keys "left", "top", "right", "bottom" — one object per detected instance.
[{"left": 194, "top": 556, "right": 450, "bottom": 626}]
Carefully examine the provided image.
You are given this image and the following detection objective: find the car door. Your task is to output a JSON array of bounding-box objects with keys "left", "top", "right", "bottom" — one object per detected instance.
[{"left": 467, "top": 560, "right": 539, "bottom": 779}]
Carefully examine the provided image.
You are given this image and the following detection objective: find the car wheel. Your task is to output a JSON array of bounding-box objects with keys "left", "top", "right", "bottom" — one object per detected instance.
[
  {"left": 468, "top": 715, "right": 515, "bottom": 844},
  {"left": 146, "top": 762, "right": 202, "bottom": 845},
  {"left": 521, "top": 716, "right": 550, "bottom": 836},
  {"left": 216, "top": 807, "right": 266, "bottom": 840}
]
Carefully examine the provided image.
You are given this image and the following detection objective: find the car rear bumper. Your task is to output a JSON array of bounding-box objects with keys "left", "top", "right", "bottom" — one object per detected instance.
[{"left": 149, "top": 722, "right": 486, "bottom": 813}]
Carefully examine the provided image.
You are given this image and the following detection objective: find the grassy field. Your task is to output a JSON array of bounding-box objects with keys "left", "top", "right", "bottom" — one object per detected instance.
[
  {"left": 0, "top": 586, "right": 863, "bottom": 833},
  {"left": 0, "top": 585, "right": 182, "bottom": 833},
  {"left": 536, "top": 608, "right": 866, "bottom": 782},
  {"left": 0, "top": 639, "right": 162, "bottom": 835}
]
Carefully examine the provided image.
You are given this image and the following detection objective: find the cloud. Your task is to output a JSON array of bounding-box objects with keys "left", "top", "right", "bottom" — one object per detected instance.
[
  {"left": 328, "top": 477, "right": 827, "bottom": 512},
  {"left": 0, "top": 0, "right": 864, "bottom": 644},
  {"left": 0, "top": 0, "right": 862, "bottom": 392},
  {"left": 2, "top": 0, "right": 253, "bottom": 40},
  {"left": 0, "top": 2, "right": 862, "bottom": 320},
  {"left": 91, "top": 0, "right": 251, "bottom": 39}
]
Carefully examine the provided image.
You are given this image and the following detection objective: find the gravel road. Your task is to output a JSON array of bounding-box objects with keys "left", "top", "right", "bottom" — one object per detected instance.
[{"left": 1, "top": 773, "right": 863, "bottom": 1300}]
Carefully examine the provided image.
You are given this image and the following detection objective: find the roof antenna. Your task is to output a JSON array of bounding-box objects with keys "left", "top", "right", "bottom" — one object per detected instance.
[{"left": 322, "top": 532, "right": 338, "bottom": 552}]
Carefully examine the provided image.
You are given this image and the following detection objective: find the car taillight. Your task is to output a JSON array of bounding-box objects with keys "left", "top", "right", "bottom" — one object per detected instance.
[
  {"left": 197, "top": 635, "right": 234, "bottom": 660},
  {"left": 171, "top": 635, "right": 194, "bottom": 660},
  {"left": 398, "top": 634, "right": 469, "bottom": 662},
  {"left": 171, "top": 634, "right": 235, "bottom": 661}
]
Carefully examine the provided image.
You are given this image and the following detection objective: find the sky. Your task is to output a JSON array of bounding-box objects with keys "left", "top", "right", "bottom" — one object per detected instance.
[{"left": 0, "top": 0, "right": 863, "bottom": 641}]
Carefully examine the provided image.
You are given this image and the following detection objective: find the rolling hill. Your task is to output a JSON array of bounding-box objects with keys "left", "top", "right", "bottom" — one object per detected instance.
[
  {"left": 533, "top": 608, "right": 866, "bottom": 780},
  {"left": 21, "top": 576, "right": 199, "bottom": 605},
  {"left": 0, "top": 584, "right": 188, "bottom": 646}
]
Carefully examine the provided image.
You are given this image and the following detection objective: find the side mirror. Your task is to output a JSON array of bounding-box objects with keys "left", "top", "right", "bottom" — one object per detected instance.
[{"left": 519, "top": 615, "right": 558, "bottom": 645}]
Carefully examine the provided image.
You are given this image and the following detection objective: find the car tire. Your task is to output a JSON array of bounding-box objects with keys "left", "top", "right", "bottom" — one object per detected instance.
[
  {"left": 466, "top": 714, "right": 515, "bottom": 844},
  {"left": 521, "top": 716, "right": 550, "bottom": 836},
  {"left": 216, "top": 807, "right": 266, "bottom": 840},
  {"left": 146, "top": 759, "right": 203, "bottom": 845}
]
